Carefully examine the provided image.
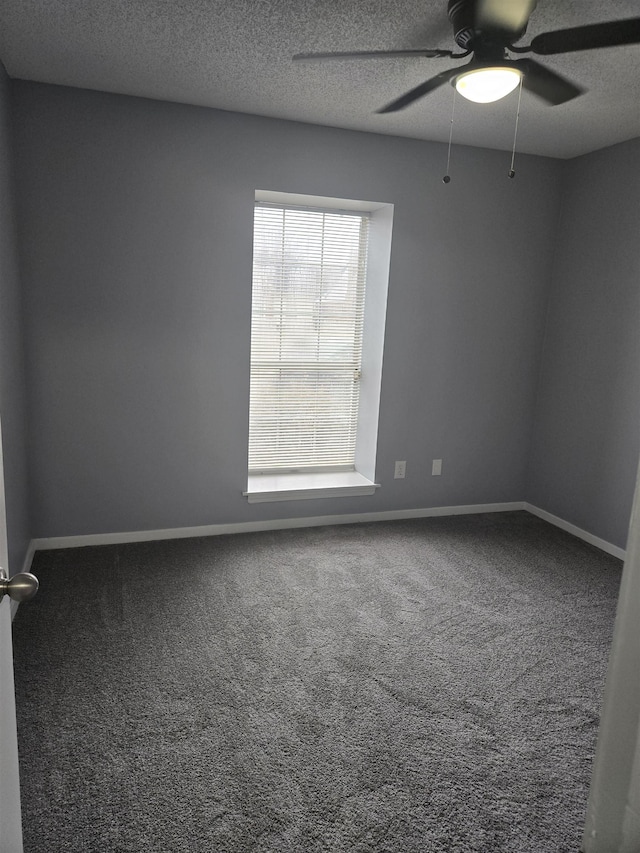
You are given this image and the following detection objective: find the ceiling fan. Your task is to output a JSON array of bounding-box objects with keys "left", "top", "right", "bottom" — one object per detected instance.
[{"left": 293, "top": 0, "right": 640, "bottom": 110}]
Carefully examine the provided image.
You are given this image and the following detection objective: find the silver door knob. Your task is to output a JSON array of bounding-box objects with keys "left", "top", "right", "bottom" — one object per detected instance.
[{"left": 0, "top": 568, "right": 39, "bottom": 602}]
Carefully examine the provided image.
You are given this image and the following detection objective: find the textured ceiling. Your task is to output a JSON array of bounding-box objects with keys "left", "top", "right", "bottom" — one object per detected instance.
[{"left": 1, "top": 0, "right": 639, "bottom": 158}]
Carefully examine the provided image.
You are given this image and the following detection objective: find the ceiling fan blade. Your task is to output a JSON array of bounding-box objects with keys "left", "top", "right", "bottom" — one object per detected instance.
[
  {"left": 293, "top": 48, "right": 451, "bottom": 62},
  {"left": 530, "top": 18, "right": 640, "bottom": 55},
  {"left": 516, "top": 58, "right": 583, "bottom": 105},
  {"left": 476, "top": 0, "right": 536, "bottom": 35},
  {"left": 377, "top": 68, "right": 461, "bottom": 113}
]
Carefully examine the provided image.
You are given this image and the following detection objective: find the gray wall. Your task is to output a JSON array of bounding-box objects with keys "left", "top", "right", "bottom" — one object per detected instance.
[
  {"left": 0, "top": 66, "right": 31, "bottom": 572},
  {"left": 527, "top": 138, "right": 640, "bottom": 550},
  {"left": 12, "top": 82, "right": 562, "bottom": 538}
]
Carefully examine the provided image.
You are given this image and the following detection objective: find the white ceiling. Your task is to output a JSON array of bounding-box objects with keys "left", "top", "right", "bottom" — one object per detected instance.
[{"left": 1, "top": 0, "right": 639, "bottom": 159}]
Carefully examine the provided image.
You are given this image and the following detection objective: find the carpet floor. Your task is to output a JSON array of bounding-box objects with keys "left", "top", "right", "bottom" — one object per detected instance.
[{"left": 12, "top": 511, "right": 622, "bottom": 852}]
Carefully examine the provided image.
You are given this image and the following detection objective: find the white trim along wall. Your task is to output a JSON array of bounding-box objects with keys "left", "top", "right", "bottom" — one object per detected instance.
[{"left": 19, "top": 502, "right": 626, "bottom": 570}]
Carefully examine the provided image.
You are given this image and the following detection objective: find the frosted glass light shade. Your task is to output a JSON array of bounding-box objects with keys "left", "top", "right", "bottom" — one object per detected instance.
[{"left": 455, "top": 67, "right": 522, "bottom": 103}]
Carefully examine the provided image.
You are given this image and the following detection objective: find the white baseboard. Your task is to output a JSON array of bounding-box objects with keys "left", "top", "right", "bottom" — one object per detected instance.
[
  {"left": 26, "top": 500, "right": 625, "bottom": 562},
  {"left": 21, "top": 540, "right": 36, "bottom": 574},
  {"left": 30, "top": 501, "right": 526, "bottom": 552},
  {"left": 524, "top": 503, "right": 626, "bottom": 561}
]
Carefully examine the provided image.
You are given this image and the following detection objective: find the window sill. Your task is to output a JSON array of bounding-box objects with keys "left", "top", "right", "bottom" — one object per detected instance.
[{"left": 243, "top": 471, "right": 380, "bottom": 504}]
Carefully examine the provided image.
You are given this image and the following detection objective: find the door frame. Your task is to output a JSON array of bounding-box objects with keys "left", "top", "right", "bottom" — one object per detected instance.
[{"left": 0, "top": 420, "right": 23, "bottom": 852}]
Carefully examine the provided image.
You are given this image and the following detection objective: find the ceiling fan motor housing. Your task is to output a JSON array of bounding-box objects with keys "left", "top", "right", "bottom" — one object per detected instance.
[{"left": 447, "top": 0, "right": 532, "bottom": 49}]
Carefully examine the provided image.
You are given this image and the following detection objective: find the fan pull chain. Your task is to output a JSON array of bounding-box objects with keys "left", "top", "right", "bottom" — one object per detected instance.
[
  {"left": 508, "top": 76, "right": 524, "bottom": 178},
  {"left": 443, "top": 87, "right": 457, "bottom": 183}
]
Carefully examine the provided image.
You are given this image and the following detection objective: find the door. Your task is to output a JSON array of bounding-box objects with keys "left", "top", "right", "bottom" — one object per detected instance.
[{"left": 0, "top": 423, "right": 23, "bottom": 852}]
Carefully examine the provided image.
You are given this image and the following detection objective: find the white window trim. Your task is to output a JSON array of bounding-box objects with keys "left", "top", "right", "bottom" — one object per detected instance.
[
  {"left": 243, "top": 470, "right": 380, "bottom": 503},
  {"left": 245, "top": 190, "right": 393, "bottom": 503}
]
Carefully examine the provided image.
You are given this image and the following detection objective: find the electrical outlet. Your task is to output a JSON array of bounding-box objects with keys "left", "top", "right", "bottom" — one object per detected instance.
[
  {"left": 432, "top": 459, "right": 442, "bottom": 476},
  {"left": 394, "top": 460, "right": 406, "bottom": 479}
]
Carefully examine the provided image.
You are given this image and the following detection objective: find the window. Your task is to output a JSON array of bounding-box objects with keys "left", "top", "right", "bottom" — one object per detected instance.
[
  {"left": 249, "top": 203, "right": 368, "bottom": 473},
  {"left": 244, "top": 191, "right": 393, "bottom": 503}
]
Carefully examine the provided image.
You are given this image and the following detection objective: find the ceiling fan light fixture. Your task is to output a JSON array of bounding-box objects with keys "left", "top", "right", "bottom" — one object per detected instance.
[{"left": 454, "top": 66, "right": 522, "bottom": 103}]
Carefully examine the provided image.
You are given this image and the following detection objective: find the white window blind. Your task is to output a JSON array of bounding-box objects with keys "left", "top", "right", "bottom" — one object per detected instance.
[{"left": 249, "top": 203, "right": 369, "bottom": 472}]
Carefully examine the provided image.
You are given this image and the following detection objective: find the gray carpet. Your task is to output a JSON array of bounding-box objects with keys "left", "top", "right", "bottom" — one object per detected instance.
[{"left": 12, "top": 511, "right": 622, "bottom": 852}]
